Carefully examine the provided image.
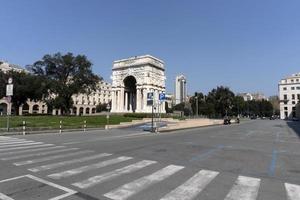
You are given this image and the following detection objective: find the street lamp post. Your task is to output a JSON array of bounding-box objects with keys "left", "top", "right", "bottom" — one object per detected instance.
[
  {"left": 6, "top": 77, "right": 13, "bottom": 132},
  {"left": 195, "top": 96, "right": 198, "bottom": 118}
]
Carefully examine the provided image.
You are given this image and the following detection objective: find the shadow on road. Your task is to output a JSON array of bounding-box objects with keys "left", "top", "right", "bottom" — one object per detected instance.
[{"left": 286, "top": 121, "right": 300, "bottom": 138}]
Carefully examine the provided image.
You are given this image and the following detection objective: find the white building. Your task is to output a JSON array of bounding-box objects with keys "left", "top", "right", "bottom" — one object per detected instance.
[
  {"left": 0, "top": 61, "right": 112, "bottom": 115},
  {"left": 278, "top": 73, "right": 300, "bottom": 119},
  {"left": 110, "top": 55, "right": 166, "bottom": 113},
  {"left": 175, "top": 75, "right": 187, "bottom": 105},
  {"left": 237, "top": 93, "right": 253, "bottom": 101},
  {"left": 70, "top": 81, "right": 112, "bottom": 115},
  {"left": 237, "top": 92, "right": 268, "bottom": 101},
  {"left": 0, "top": 61, "right": 24, "bottom": 73}
]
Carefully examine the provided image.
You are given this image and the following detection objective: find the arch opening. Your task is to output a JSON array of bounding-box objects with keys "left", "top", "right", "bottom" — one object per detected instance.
[
  {"left": 123, "top": 76, "right": 137, "bottom": 112},
  {"left": 22, "top": 103, "right": 30, "bottom": 115},
  {"left": 32, "top": 105, "right": 39, "bottom": 114}
]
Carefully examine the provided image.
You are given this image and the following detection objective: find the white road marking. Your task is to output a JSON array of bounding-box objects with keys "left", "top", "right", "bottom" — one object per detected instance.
[
  {"left": 48, "top": 156, "right": 133, "bottom": 179},
  {"left": 0, "top": 137, "right": 18, "bottom": 141},
  {"left": 0, "top": 192, "right": 14, "bottom": 200},
  {"left": 104, "top": 165, "right": 184, "bottom": 200},
  {"left": 13, "top": 150, "right": 93, "bottom": 166},
  {"left": 0, "top": 174, "right": 77, "bottom": 200},
  {"left": 0, "top": 140, "right": 28, "bottom": 145},
  {"left": 0, "top": 144, "right": 54, "bottom": 152},
  {"left": 72, "top": 160, "right": 157, "bottom": 189},
  {"left": 160, "top": 169, "right": 219, "bottom": 200},
  {"left": 285, "top": 183, "right": 300, "bottom": 200},
  {"left": 0, "top": 146, "right": 64, "bottom": 156},
  {"left": 0, "top": 142, "right": 43, "bottom": 148},
  {"left": 1, "top": 148, "right": 79, "bottom": 161},
  {"left": 224, "top": 176, "right": 260, "bottom": 200},
  {"left": 29, "top": 153, "right": 112, "bottom": 172}
]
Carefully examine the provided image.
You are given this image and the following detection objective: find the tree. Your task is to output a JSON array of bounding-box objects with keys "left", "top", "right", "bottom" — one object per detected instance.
[
  {"left": 96, "top": 103, "right": 108, "bottom": 112},
  {"left": 269, "top": 95, "right": 280, "bottom": 115},
  {"left": 189, "top": 92, "right": 205, "bottom": 115},
  {"left": 207, "top": 86, "right": 235, "bottom": 117},
  {"left": 0, "top": 70, "right": 6, "bottom": 98},
  {"left": 28, "top": 52, "right": 101, "bottom": 115},
  {"left": 232, "top": 96, "right": 246, "bottom": 116},
  {"left": 0, "top": 71, "right": 46, "bottom": 115}
]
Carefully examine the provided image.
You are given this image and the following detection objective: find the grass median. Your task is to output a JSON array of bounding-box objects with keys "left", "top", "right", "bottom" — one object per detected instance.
[{"left": 0, "top": 115, "right": 138, "bottom": 132}]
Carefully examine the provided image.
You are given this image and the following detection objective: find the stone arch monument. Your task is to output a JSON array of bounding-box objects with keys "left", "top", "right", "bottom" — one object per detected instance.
[{"left": 110, "top": 55, "right": 166, "bottom": 113}]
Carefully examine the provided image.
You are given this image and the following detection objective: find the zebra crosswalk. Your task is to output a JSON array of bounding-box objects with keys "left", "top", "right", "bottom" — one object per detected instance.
[{"left": 0, "top": 135, "right": 299, "bottom": 200}]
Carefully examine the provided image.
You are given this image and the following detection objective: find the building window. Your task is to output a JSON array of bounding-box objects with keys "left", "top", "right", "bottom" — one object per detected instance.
[
  {"left": 291, "top": 79, "right": 294, "bottom": 83},
  {"left": 292, "top": 87, "right": 295, "bottom": 90},
  {"left": 283, "top": 87, "right": 287, "bottom": 91},
  {"left": 297, "top": 79, "right": 299, "bottom": 82},
  {"left": 298, "top": 94, "right": 300, "bottom": 100},
  {"left": 292, "top": 94, "right": 295, "bottom": 99},
  {"left": 292, "top": 101, "right": 296, "bottom": 104},
  {"left": 284, "top": 107, "right": 288, "bottom": 110},
  {"left": 284, "top": 94, "right": 287, "bottom": 100}
]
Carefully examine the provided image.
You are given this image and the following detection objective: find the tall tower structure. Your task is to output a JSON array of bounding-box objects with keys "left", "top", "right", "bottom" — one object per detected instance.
[{"left": 175, "top": 75, "right": 187, "bottom": 105}]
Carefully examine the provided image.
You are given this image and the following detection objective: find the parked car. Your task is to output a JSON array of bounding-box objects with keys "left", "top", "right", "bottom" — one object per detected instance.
[{"left": 250, "top": 116, "right": 257, "bottom": 120}]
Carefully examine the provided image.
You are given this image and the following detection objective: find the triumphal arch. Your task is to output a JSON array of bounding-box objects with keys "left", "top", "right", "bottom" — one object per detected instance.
[{"left": 110, "top": 55, "right": 166, "bottom": 113}]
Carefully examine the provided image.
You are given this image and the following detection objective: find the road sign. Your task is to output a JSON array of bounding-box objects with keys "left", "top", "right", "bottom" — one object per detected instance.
[
  {"left": 147, "top": 92, "right": 154, "bottom": 100},
  {"left": 8, "top": 77, "right": 13, "bottom": 84},
  {"left": 159, "top": 93, "right": 166, "bottom": 101},
  {"left": 6, "top": 84, "right": 13, "bottom": 96},
  {"left": 147, "top": 92, "right": 154, "bottom": 106}
]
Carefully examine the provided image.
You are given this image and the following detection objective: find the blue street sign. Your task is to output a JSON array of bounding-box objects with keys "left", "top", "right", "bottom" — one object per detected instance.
[{"left": 159, "top": 93, "right": 166, "bottom": 101}]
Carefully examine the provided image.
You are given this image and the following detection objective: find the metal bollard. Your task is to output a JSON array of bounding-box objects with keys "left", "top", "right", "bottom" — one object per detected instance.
[
  {"left": 22, "top": 121, "right": 26, "bottom": 135},
  {"left": 84, "top": 120, "right": 86, "bottom": 132},
  {"left": 59, "top": 120, "right": 62, "bottom": 134}
]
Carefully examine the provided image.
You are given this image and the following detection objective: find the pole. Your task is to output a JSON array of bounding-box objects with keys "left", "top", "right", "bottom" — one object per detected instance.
[
  {"left": 59, "top": 120, "right": 62, "bottom": 134},
  {"left": 157, "top": 101, "right": 160, "bottom": 133},
  {"left": 196, "top": 97, "right": 198, "bottom": 118},
  {"left": 6, "top": 109, "right": 9, "bottom": 132},
  {"left": 151, "top": 104, "right": 154, "bottom": 132},
  {"left": 106, "top": 113, "right": 110, "bottom": 130},
  {"left": 84, "top": 120, "right": 86, "bottom": 132},
  {"left": 22, "top": 121, "right": 26, "bottom": 135}
]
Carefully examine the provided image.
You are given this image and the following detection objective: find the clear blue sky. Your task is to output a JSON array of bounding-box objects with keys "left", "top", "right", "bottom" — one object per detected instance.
[{"left": 1, "top": 0, "right": 300, "bottom": 96}]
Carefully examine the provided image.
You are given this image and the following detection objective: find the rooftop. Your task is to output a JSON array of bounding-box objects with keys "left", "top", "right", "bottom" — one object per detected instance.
[{"left": 113, "top": 55, "right": 164, "bottom": 70}]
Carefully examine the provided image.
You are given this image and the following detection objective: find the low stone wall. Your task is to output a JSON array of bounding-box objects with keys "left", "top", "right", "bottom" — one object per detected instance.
[
  {"left": 105, "top": 118, "right": 222, "bottom": 130},
  {"left": 105, "top": 118, "right": 180, "bottom": 129},
  {"left": 159, "top": 118, "right": 223, "bottom": 132}
]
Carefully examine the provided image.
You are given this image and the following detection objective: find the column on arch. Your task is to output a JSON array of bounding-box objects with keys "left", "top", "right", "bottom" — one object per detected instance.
[
  {"left": 136, "top": 88, "right": 141, "bottom": 113},
  {"left": 111, "top": 89, "right": 116, "bottom": 112},
  {"left": 120, "top": 87, "right": 125, "bottom": 112},
  {"left": 143, "top": 88, "right": 147, "bottom": 113},
  {"left": 125, "top": 91, "right": 128, "bottom": 112}
]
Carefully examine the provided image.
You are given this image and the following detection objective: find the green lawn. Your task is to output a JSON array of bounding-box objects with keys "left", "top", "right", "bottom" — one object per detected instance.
[{"left": 0, "top": 115, "right": 138, "bottom": 131}]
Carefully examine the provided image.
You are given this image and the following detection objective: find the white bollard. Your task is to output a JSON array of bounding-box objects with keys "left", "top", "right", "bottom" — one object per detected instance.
[
  {"left": 22, "top": 121, "right": 26, "bottom": 135},
  {"left": 59, "top": 120, "right": 62, "bottom": 134},
  {"left": 84, "top": 120, "right": 86, "bottom": 132}
]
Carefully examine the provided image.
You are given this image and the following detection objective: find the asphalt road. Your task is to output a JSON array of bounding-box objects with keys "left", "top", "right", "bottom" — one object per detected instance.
[{"left": 0, "top": 120, "right": 299, "bottom": 200}]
